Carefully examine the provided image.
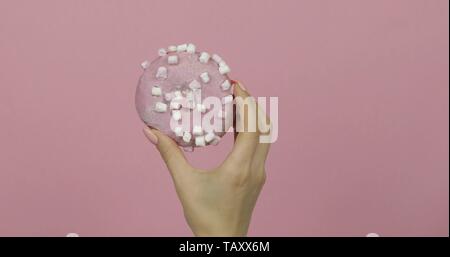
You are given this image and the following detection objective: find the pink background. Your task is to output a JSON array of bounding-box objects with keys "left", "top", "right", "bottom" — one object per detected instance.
[{"left": 0, "top": 0, "right": 448, "bottom": 236}]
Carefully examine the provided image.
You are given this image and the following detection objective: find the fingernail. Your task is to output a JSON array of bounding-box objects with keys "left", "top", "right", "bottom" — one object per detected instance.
[
  {"left": 143, "top": 127, "right": 158, "bottom": 145},
  {"left": 232, "top": 80, "right": 247, "bottom": 92}
]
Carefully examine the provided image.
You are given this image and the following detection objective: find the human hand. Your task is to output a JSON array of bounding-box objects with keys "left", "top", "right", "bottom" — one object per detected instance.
[{"left": 143, "top": 82, "right": 271, "bottom": 236}]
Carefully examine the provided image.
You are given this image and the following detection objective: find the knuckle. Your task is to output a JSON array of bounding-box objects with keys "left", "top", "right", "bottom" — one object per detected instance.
[
  {"left": 228, "top": 164, "right": 252, "bottom": 187},
  {"left": 255, "top": 172, "right": 267, "bottom": 186}
]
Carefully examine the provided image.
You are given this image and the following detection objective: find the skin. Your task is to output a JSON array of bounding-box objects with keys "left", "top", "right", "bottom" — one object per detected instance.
[{"left": 143, "top": 82, "right": 271, "bottom": 236}]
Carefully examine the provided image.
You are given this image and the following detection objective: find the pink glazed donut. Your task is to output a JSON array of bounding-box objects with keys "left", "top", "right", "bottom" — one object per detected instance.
[{"left": 135, "top": 44, "right": 233, "bottom": 150}]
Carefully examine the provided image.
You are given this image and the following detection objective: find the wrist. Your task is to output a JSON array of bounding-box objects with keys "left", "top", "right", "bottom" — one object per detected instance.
[
  {"left": 191, "top": 223, "right": 249, "bottom": 237},
  {"left": 194, "top": 229, "right": 247, "bottom": 237}
]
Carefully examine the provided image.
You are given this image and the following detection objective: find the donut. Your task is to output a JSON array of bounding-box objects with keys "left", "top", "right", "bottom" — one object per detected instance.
[{"left": 135, "top": 43, "right": 234, "bottom": 151}]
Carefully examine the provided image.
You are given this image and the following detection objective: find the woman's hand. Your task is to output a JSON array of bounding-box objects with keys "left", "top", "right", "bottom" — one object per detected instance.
[{"left": 143, "top": 82, "right": 271, "bottom": 236}]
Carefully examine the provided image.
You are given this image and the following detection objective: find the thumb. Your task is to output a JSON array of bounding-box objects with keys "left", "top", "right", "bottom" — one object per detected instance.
[{"left": 143, "top": 127, "right": 191, "bottom": 177}]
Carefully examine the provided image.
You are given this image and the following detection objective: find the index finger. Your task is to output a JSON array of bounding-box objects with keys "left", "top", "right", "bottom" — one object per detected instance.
[{"left": 224, "top": 82, "right": 260, "bottom": 165}]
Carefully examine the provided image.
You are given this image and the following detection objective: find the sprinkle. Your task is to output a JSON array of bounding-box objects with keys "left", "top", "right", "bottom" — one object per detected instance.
[
  {"left": 177, "top": 44, "right": 188, "bottom": 52},
  {"left": 156, "top": 66, "right": 167, "bottom": 79},
  {"left": 183, "top": 131, "right": 192, "bottom": 143},
  {"left": 174, "top": 127, "right": 184, "bottom": 137},
  {"left": 154, "top": 102, "right": 167, "bottom": 113},
  {"left": 219, "top": 64, "right": 231, "bottom": 75},
  {"left": 193, "top": 125, "right": 203, "bottom": 136},
  {"left": 212, "top": 54, "right": 222, "bottom": 64},
  {"left": 186, "top": 43, "right": 196, "bottom": 53},
  {"left": 158, "top": 48, "right": 167, "bottom": 56},
  {"left": 200, "top": 72, "right": 210, "bottom": 83},
  {"left": 151, "top": 86, "right": 162, "bottom": 96},
  {"left": 199, "top": 52, "right": 210, "bottom": 63},
  {"left": 195, "top": 136, "right": 206, "bottom": 147},
  {"left": 189, "top": 79, "right": 202, "bottom": 90},
  {"left": 205, "top": 131, "right": 215, "bottom": 143},
  {"left": 141, "top": 60, "right": 150, "bottom": 69},
  {"left": 221, "top": 80, "right": 231, "bottom": 91},
  {"left": 168, "top": 45, "right": 177, "bottom": 52},
  {"left": 168, "top": 55, "right": 178, "bottom": 65},
  {"left": 172, "top": 110, "right": 182, "bottom": 121}
]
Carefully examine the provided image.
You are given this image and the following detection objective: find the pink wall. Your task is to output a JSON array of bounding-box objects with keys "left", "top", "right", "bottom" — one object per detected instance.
[{"left": 0, "top": 0, "right": 448, "bottom": 236}]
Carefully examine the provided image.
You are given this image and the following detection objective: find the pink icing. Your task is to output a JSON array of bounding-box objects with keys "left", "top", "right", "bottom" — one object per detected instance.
[{"left": 135, "top": 51, "right": 233, "bottom": 149}]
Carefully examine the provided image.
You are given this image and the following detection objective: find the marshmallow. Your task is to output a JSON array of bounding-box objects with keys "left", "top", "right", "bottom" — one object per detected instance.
[
  {"left": 173, "top": 90, "right": 183, "bottom": 99},
  {"left": 210, "top": 136, "right": 220, "bottom": 146},
  {"left": 177, "top": 44, "right": 187, "bottom": 52},
  {"left": 199, "top": 52, "right": 210, "bottom": 63},
  {"left": 221, "top": 80, "right": 231, "bottom": 91},
  {"left": 196, "top": 103, "right": 206, "bottom": 113},
  {"left": 195, "top": 136, "right": 206, "bottom": 147},
  {"left": 185, "top": 91, "right": 194, "bottom": 100},
  {"left": 172, "top": 110, "right": 182, "bottom": 121},
  {"left": 192, "top": 88, "right": 202, "bottom": 104},
  {"left": 200, "top": 72, "right": 210, "bottom": 83},
  {"left": 164, "top": 92, "right": 174, "bottom": 102},
  {"left": 168, "top": 55, "right": 178, "bottom": 65},
  {"left": 193, "top": 125, "right": 203, "bottom": 136},
  {"left": 158, "top": 48, "right": 167, "bottom": 56},
  {"left": 154, "top": 102, "right": 167, "bottom": 113},
  {"left": 222, "top": 95, "right": 233, "bottom": 104},
  {"left": 151, "top": 86, "right": 162, "bottom": 96},
  {"left": 182, "top": 93, "right": 195, "bottom": 108},
  {"left": 186, "top": 43, "right": 196, "bottom": 53},
  {"left": 219, "top": 64, "right": 231, "bottom": 75},
  {"left": 212, "top": 54, "right": 222, "bottom": 64},
  {"left": 183, "top": 100, "right": 194, "bottom": 109},
  {"left": 141, "top": 60, "right": 150, "bottom": 69},
  {"left": 170, "top": 100, "right": 182, "bottom": 110},
  {"left": 189, "top": 79, "right": 202, "bottom": 90},
  {"left": 156, "top": 66, "right": 168, "bottom": 79},
  {"left": 174, "top": 126, "right": 184, "bottom": 137},
  {"left": 168, "top": 45, "right": 177, "bottom": 52},
  {"left": 205, "top": 131, "right": 215, "bottom": 143},
  {"left": 182, "top": 131, "right": 192, "bottom": 143},
  {"left": 170, "top": 91, "right": 183, "bottom": 104}
]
